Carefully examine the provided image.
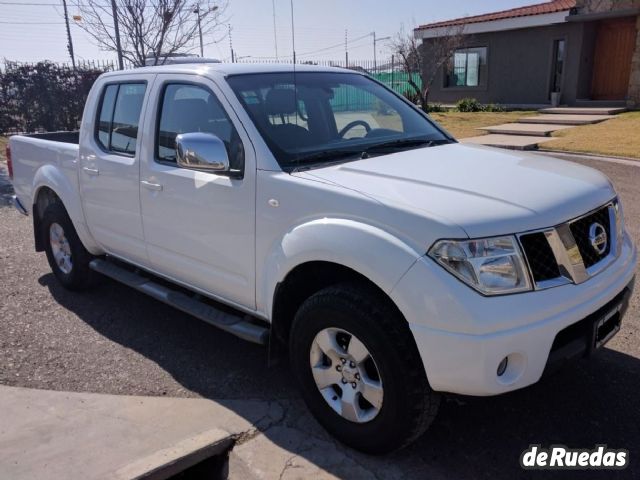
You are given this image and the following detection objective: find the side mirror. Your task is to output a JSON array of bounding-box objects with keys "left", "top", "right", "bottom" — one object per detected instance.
[{"left": 175, "top": 132, "right": 230, "bottom": 172}]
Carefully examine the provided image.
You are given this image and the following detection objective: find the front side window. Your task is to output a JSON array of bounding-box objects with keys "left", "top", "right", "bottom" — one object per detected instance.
[
  {"left": 95, "top": 82, "right": 146, "bottom": 155},
  {"left": 156, "top": 83, "right": 244, "bottom": 171},
  {"left": 227, "top": 72, "right": 450, "bottom": 169},
  {"left": 446, "top": 47, "right": 487, "bottom": 87}
]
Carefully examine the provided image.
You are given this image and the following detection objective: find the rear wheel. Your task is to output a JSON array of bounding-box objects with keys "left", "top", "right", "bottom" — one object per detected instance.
[
  {"left": 289, "top": 282, "right": 440, "bottom": 454},
  {"left": 42, "top": 202, "right": 98, "bottom": 290}
]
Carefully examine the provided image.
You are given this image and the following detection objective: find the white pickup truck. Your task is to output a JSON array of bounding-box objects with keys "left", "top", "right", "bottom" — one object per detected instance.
[{"left": 8, "top": 63, "right": 636, "bottom": 454}]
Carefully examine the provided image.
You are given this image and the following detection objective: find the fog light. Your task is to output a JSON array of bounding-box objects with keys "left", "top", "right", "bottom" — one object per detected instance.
[{"left": 497, "top": 357, "right": 509, "bottom": 377}]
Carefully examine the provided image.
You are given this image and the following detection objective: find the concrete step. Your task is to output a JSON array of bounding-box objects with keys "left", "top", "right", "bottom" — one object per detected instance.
[
  {"left": 575, "top": 99, "right": 627, "bottom": 109},
  {"left": 460, "top": 134, "right": 558, "bottom": 150},
  {"left": 538, "top": 107, "right": 626, "bottom": 115},
  {"left": 518, "top": 114, "right": 615, "bottom": 125},
  {"left": 477, "top": 123, "right": 574, "bottom": 137}
]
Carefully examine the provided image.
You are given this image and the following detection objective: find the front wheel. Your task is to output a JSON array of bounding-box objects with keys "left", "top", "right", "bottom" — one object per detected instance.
[
  {"left": 42, "top": 202, "right": 98, "bottom": 291},
  {"left": 289, "top": 283, "right": 440, "bottom": 454}
]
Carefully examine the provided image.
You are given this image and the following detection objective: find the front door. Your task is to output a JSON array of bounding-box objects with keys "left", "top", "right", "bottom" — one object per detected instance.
[
  {"left": 79, "top": 75, "right": 154, "bottom": 264},
  {"left": 138, "top": 74, "right": 256, "bottom": 309},
  {"left": 591, "top": 18, "right": 636, "bottom": 100}
]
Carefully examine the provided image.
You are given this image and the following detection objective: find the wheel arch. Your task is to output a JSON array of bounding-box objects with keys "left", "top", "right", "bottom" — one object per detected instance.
[
  {"left": 31, "top": 167, "right": 102, "bottom": 255},
  {"left": 269, "top": 257, "right": 423, "bottom": 368}
]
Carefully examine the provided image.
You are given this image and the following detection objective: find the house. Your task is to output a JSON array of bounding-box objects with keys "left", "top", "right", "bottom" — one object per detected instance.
[{"left": 415, "top": 0, "right": 640, "bottom": 107}]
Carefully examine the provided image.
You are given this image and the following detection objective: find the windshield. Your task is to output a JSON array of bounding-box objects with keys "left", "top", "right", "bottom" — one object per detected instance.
[{"left": 226, "top": 72, "right": 451, "bottom": 169}]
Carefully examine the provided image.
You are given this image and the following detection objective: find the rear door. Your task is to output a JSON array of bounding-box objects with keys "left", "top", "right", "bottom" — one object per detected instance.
[
  {"left": 138, "top": 74, "right": 256, "bottom": 309},
  {"left": 79, "top": 75, "right": 155, "bottom": 264}
]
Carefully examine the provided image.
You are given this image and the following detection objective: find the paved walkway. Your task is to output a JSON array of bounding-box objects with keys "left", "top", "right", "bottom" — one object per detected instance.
[
  {"left": 0, "top": 386, "right": 278, "bottom": 479},
  {"left": 0, "top": 386, "right": 376, "bottom": 480}
]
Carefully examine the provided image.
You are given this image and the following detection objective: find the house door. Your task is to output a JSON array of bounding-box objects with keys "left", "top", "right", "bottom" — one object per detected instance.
[{"left": 591, "top": 18, "right": 636, "bottom": 100}]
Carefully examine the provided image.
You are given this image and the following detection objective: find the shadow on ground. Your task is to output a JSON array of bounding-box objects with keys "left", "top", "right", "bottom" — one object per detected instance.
[{"left": 39, "top": 273, "right": 639, "bottom": 479}]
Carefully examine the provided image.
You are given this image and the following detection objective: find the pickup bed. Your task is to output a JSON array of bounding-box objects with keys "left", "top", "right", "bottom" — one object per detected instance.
[{"left": 8, "top": 63, "right": 636, "bottom": 454}]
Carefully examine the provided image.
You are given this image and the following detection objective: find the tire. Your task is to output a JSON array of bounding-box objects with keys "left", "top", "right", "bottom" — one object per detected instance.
[
  {"left": 42, "top": 201, "right": 98, "bottom": 291},
  {"left": 289, "top": 282, "right": 440, "bottom": 454}
]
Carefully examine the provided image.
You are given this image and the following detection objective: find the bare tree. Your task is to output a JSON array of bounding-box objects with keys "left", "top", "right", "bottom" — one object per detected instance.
[
  {"left": 73, "top": 0, "right": 227, "bottom": 67},
  {"left": 391, "top": 24, "right": 465, "bottom": 111}
]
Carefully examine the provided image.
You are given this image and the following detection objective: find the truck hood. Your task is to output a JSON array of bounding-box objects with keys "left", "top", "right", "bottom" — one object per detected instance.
[{"left": 300, "top": 143, "right": 616, "bottom": 238}]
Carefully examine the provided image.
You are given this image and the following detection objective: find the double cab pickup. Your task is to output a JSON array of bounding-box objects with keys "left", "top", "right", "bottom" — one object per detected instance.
[{"left": 8, "top": 63, "right": 636, "bottom": 453}]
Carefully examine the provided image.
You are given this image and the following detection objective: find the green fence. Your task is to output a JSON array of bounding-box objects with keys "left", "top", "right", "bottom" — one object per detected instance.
[
  {"left": 328, "top": 71, "right": 422, "bottom": 113},
  {"left": 372, "top": 72, "right": 422, "bottom": 98}
]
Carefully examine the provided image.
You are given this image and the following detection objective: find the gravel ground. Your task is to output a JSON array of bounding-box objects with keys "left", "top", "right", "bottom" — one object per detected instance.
[{"left": 0, "top": 153, "right": 639, "bottom": 478}]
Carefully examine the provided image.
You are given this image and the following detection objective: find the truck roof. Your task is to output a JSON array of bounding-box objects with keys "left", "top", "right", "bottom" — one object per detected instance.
[{"left": 99, "top": 62, "right": 356, "bottom": 79}]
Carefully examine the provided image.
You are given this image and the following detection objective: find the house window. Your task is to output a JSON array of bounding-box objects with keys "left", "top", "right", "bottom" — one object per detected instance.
[{"left": 446, "top": 47, "right": 487, "bottom": 87}]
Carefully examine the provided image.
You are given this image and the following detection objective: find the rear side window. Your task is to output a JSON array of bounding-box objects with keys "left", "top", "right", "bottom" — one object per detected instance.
[{"left": 95, "top": 83, "right": 146, "bottom": 155}]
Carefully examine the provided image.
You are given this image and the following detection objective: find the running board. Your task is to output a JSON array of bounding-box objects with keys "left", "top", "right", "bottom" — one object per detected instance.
[{"left": 89, "top": 259, "right": 269, "bottom": 345}]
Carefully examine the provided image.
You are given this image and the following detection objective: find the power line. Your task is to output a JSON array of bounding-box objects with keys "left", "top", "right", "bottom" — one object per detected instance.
[{"left": 0, "top": 20, "right": 65, "bottom": 24}]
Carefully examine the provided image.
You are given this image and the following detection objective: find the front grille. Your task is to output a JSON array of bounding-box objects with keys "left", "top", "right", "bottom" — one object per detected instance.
[
  {"left": 519, "top": 232, "right": 560, "bottom": 282},
  {"left": 569, "top": 206, "right": 611, "bottom": 268},
  {"left": 517, "top": 201, "right": 618, "bottom": 289}
]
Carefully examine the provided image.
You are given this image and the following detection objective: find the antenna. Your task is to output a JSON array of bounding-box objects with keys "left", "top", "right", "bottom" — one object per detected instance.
[
  {"left": 290, "top": 0, "right": 296, "bottom": 64},
  {"left": 290, "top": 0, "right": 299, "bottom": 169},
  {"left": 272, "top": 0, "right": 278, "bottom": 60}
]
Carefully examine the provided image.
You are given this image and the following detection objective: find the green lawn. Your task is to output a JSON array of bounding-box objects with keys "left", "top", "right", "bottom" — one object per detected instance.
[
  {"left": 547, "top": 111, "right": 640, "bottom": 159},
  {"left": 428, "top": 111, "right": 537, "bottom": 139}
]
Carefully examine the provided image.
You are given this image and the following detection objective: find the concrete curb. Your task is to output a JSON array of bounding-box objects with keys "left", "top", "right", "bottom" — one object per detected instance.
[
  {"left": 0, "top": 386, "right": 283, "bottom": 480},
  {"left": 114, "top": 428, "right": 233, "bottom": 480},
  {"left": 536, "top": 149, "right": 640, "bottom": 166}
]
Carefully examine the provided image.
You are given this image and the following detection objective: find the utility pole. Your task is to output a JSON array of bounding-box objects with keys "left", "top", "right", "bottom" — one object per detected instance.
[
  {"left": 62, "top": 0, "right": 76, "bottom": 69},
  {"left": 110, "top": 0, "right": 124, "bottom": 69},
  {"left": 344, "top": 29, "right": 348, "bottom": 68},
  {"left": 272, "top": 0, "right": 278, "bottom": 60},
  {"left": 228, "top": 24, "right": 235, "bottom": 62},
  {"left": 194, "top": 5, "right": 203, "bottom": 57},
  {"left": 290, "top": 0, "right": 296, "bottom": 63},
  {"left": 371, "top": 32, "right": 390, "bottom": 72}
]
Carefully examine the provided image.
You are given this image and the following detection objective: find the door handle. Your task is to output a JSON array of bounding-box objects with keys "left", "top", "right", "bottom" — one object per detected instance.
[
  {"left": 140, "top": 180, "right": 163, "bottom": 191},
  {"left": 82, "top": 167, "right": 99, "bottom": 176}
]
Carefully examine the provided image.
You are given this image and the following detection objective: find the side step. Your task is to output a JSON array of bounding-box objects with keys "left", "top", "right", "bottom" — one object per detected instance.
[{"left": 89, "top": 259, "right": 269, "bottom": 345}]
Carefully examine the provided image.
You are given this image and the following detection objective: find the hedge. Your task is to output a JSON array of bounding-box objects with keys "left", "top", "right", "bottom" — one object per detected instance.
[{"left": 0, "top": 61, "right": 111, "bottom": 134}]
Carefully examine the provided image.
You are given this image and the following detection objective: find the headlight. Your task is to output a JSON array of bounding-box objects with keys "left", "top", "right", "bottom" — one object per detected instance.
[
  {"left": 614, "top": 198, "right": 624, "bottom": 240},
  {"left": 428, "top": 236, "right": 532, "bottom": 295}
]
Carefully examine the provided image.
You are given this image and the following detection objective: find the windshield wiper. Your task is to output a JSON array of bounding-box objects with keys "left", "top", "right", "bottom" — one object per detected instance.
[
  {"left": 362, "top": 138, "right": 452, "bottom": 157},
  {"left": 289, "top": 149, "right": 363, "bottom": 170}
]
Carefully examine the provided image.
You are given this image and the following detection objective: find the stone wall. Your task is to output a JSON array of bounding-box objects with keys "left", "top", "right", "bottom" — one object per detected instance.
[
  {"left": 628, "top": 16, "right": 640, "bottom": 107},
  {"left": 575, "top": 0, "right": 640, "bottom": 14}
]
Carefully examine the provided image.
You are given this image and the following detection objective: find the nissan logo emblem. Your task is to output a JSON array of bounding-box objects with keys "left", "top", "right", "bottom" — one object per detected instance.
[{"left": 589, "top": 222, "right": 608, "bottom": 255}]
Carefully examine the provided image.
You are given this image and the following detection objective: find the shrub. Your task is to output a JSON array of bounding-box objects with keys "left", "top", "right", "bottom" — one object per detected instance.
[
  {"left": 455, "top": 97, "right": 482, "bottom": 112},
  {"left": 483, "top": 103, "right": 506, "bottom": 112},
  {"left": 426, "top": 103, "right": 446, "bottom": 113},
  {"left": 455, "top": 98, "right": 507, "bottom": 113}
]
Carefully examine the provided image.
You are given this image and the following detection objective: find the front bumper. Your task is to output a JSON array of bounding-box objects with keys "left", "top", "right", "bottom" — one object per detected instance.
[{"left": 391, "top": 232, "right": 637, "bottom": 396}]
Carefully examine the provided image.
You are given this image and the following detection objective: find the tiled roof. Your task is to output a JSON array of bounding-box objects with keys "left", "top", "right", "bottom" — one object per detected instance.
[{"left": 415, "top": 0, "right": 576, "bottom": 30}]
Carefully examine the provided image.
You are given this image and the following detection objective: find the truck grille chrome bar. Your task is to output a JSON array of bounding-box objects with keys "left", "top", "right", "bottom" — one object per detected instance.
[{"left": 518, "top": 201, "right": 621, "bottom": 290}]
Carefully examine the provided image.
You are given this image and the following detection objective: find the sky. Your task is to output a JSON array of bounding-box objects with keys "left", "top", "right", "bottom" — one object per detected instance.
[{"left": 0, "top": 0, "right": 537, "bottom": 64}]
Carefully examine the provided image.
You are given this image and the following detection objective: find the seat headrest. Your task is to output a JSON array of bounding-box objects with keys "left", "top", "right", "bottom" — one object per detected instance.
[{"left": 264, "top": 88, "right": 298, "bottom": 115}]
